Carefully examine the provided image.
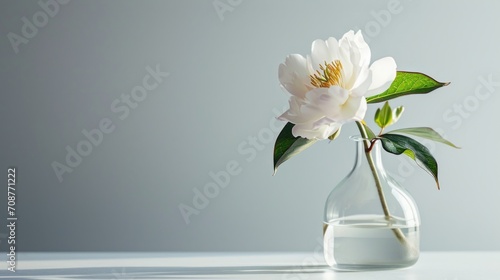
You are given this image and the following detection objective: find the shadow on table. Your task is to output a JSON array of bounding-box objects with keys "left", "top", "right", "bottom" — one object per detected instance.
[{"left": 0, "top": 264, "right": 331, "bottom": 279}]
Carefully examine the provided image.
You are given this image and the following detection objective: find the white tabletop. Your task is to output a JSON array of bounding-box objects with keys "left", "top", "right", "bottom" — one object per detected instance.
[{"left": 1, "top": 252, "right": 499, "bottom": 279}]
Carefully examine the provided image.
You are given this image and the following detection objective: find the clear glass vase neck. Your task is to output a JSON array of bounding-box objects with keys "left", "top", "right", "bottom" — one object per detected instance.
[{"left": 352, "top": 137, "right": 385, "bottom": 174}]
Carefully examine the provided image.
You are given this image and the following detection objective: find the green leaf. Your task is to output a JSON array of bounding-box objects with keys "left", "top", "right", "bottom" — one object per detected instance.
[
  {"left": 273, "top": 122, "right": 316, "bottom": 174},
  {"left": 379, "top": 133, "right": 440, "bottom": 189},
  {"left": 393, "top": 106, "right": 404, "bottom": 123},
  {"left": 361, "top": 121, "right": 376, "bottom": 140},
  {"left": 367, "top": 71, "right": 450, "bottom": 104},
  {"left": 388, "top": 127, "right": 460, "bottom": 149},
  {"left": 374, "top": 101, "right": 393, "bottom": 128}
]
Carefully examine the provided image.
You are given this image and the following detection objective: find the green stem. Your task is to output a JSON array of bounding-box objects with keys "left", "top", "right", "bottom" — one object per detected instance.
[{"left": 355, "top": 121, "right": 409, "bottom": 247}]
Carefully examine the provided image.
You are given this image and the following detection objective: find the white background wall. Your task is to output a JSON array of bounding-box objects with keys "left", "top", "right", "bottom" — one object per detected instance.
[{"left": 1, "top": 0, "right": 499, "bottom": 252}]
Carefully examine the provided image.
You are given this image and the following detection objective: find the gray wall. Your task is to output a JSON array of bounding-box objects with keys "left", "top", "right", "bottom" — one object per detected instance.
[{"left": 1, "top": 0, "right": 499, "bottom": 252}]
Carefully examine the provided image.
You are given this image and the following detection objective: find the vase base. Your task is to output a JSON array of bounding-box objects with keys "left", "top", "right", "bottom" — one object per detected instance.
[
  {"left": 329, "top": 259, "right": 418, "bottom": 271},
  {"left": 323, "top": 215, "right": 420, "bottom": 271}
]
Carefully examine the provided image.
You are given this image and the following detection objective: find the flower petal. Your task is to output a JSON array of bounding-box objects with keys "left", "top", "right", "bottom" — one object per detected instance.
[
  {"left": 338, "top": 41, "right": 353, "bottom": 85},
  {"left": 366, "top": 57, "right": 397, "bottom": 96},
  {"left": 277, "top": 97, "right": 302, "bottom": 123},
  {"left": 325, "top": 37, "right": 340, "bottom": 61},
  {"left": 278, "top": 54, "right": 312, "bottom": 98},
  {"left": 292, "top": 122, "right": 341, "bottom": 140},
  {"left": 278, "top": 96, "right": 324, "bottom": 125},
  {"left": 340, "top": 96, "right": 367, "bottom": 121},
  {"left": 352, "top": 30, "right": 371, "bottom": 69},
  {"left": 339, "top": 30, "right": 371, "bottom": 89},
  {"left": 305, "top": 87, "right": 349, "bottom": 120},
  {"left": 312, "top": 117, "right": 337, "bottom": 129},
  {"left": 310, "top": 39, "right": 332, "bottom": 72},
  {"left": 350, "top": 67, "right": 372, "bottom": 97}
]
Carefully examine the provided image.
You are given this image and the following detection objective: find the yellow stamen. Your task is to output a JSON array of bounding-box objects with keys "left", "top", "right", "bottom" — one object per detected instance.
[{"left": 310, "top": 60, "right": 343, "bottom": 88}]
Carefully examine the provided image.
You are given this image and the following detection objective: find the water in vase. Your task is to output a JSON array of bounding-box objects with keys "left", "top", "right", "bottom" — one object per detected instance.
[{"left": 323, "top": 214, "right": 419, "bottom": 270}]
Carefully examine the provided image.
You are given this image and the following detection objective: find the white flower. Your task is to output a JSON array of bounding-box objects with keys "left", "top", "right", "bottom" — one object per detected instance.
[{"left": 278, "top": 30, "right": 397, "bottom": 140}]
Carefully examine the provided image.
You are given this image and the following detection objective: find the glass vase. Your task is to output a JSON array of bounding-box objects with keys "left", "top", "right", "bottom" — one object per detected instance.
[{"left": 323, "top": 136, "right": 420, "bottom": 271}]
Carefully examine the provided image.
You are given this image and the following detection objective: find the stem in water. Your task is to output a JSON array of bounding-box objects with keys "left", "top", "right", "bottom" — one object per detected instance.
[{"left": 355, "top": 121, "right": 413, "bottom": 248}]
